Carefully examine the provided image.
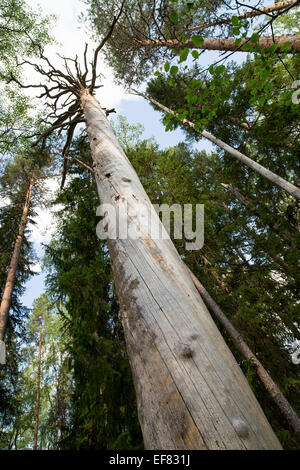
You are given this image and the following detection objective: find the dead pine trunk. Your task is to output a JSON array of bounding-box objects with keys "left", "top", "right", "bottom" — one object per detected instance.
[
  {"left": 80, "top": 88, "right": 282, "bottom": 450},
  {"left": 131, "top": 90, "right": 300, "bottom": 201},
  {"left": 33, "top": 315, "right": 43, "bottom": 450},
  {"left": 0, "top": 172, "right": 35, "bottom": 351}
]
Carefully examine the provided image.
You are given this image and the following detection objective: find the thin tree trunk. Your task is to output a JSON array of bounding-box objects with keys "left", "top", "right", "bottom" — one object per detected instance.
[
  {"left": 135, "top": 34, "right": 300, "bottom": 53},
  {"left": 33, "top": 315, "right": 43, "bottom": 451},
  {"left": 132, "top": 90, "right": 300, "bottom": 201},
  {"left": 198, "top": 252, "right": 232, "bottom": 293},
  {"left": 185, "top": 1, "right": 299, "bottom": 33},
  {"left": 188, "top": 268, "right": 300, "bottom": 438},
  {"left": 0, "top": 172, "right": 35, "bottom": 346},
  {"left": 80, "top": 87, "right": 281, "bottom": 450}
]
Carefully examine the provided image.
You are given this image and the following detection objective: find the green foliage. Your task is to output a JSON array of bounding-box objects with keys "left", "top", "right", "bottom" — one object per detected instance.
[
  {"left": 153, "top": 1, "right": 298, "bottom": 130},
  {"left": 0, "top": 0, "right": 54, "bottom": 77},
  {"left": 43, "top": 137, "right": 142, "bottom": 450}
]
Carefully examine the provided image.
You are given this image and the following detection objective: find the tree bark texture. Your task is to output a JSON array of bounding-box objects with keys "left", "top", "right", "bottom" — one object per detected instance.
[{"left": 33, "top": 316, "right": 43, "bottom": 450}]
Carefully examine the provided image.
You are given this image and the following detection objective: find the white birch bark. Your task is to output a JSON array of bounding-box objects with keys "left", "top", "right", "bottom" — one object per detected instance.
[{"left": 80, "top": 88, "right": 282, "bottom": 450}]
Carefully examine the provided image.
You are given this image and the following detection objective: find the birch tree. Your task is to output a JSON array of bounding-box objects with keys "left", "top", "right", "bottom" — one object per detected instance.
[
  {"left": 6, "top": 13, "right": 286, "bottom": 447},
  {"left": 0, "top": 147, "right": 50, "bottom": 352}
]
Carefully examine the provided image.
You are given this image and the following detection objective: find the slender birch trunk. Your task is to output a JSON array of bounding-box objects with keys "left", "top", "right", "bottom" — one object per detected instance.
[
  {"left": 0, "top": 172, "right": 35, "bottom": 346},
  {"left": 33, "top": 315, "right": 43, "bottom": 450},
  {"left": 132, "top": 91, "right": 300, "bottom": 201},
  {"left": 185, "top": 1, "right": 298, "bottom": 33},
  {"left": 135, "top": 34, "right": 300, "bottom": 53},
  {"left": 188, "top": 269, "right": 300, "bottom": 438},
  {"left": 80, "top": 88, "right": 281, "bottom": 450}
]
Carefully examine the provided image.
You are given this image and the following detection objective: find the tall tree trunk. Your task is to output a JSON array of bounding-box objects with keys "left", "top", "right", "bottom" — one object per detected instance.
[
  {"left": 185, "top": 1, "right": 298, "bottom": 33},
  {"left": 220, "top": 199, "right": 296, "bottom": 279},
  {"left": 80, "top": 88, "right": 281, "bottom": 450},
  {"left": 132, "top": 90, "right": 300, "bottom": 201},
  {"left": 0, "top": 172, "right": 35, "bottom": 346},
  {"left": 135, "top": 34, "right": 300, "bottom": 53},
  {"left": 33, "top": 315, "right": 43, "bottom": 451},
  {"left": 188, "top": 269, "right": 300, "bottom": 438}
]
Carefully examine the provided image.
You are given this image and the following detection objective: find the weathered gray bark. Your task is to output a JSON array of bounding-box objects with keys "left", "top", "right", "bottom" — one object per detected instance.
[
  {"left": 132, "top": 90, "right": 300, "bottom": 201},
  {"left": 80, "top": 88, "right": 282, "bottom": 450},
  {"left": 33, "top": 315, "right": 43, "bottom": 451},
  {"left": 135, "top": 34, "right": 300, "bottom": 53},
  {"left": 185, "top": 1, "right": 299, "bottom": 33},
  {"left": 188, "top": 269, "right": 300, "bottom": 438},
  {"left": 0, "top": 172, "right": 35, "bottom": 346}
]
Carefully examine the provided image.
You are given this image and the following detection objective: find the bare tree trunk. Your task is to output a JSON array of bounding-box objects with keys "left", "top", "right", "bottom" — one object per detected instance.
[
  {"left": 185, "top": 1, "right": 299, "bottom": 33},
  {"left": 135, "top": 34, "right": 300, "bottom": 53},
  {"left": 0, "top": 172, "right": 35, "bottom": 346},
  {"left": 132, "top": 90, "right": 300, "bottom": 201},
  {"left": 80, "top": 88, "right": 281, "bottom": 450},
  {"left": 33, "top": 315, "right": 43, "bottom": 450},
  {"left": 188, "top": 269, "right": 300, "bottom": 438}
]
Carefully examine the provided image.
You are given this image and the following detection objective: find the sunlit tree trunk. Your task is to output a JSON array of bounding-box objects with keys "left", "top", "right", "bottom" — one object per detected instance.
[
  {"left": 0, "top": 172, "right": 35, "bottom": 345},
  {"left": 135, "top": 34, "right": 300, "bottom": 53},
  {"left": 80, "top": 88, "right": 282, "bottom": 450},
  {"left": 33, "top": 315, "right": 43, "bottom": 450}
]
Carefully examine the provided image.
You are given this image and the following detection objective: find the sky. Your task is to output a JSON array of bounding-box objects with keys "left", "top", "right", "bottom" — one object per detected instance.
[{"left": 20, "top": 0, "right": 253, "bottom": 308}]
